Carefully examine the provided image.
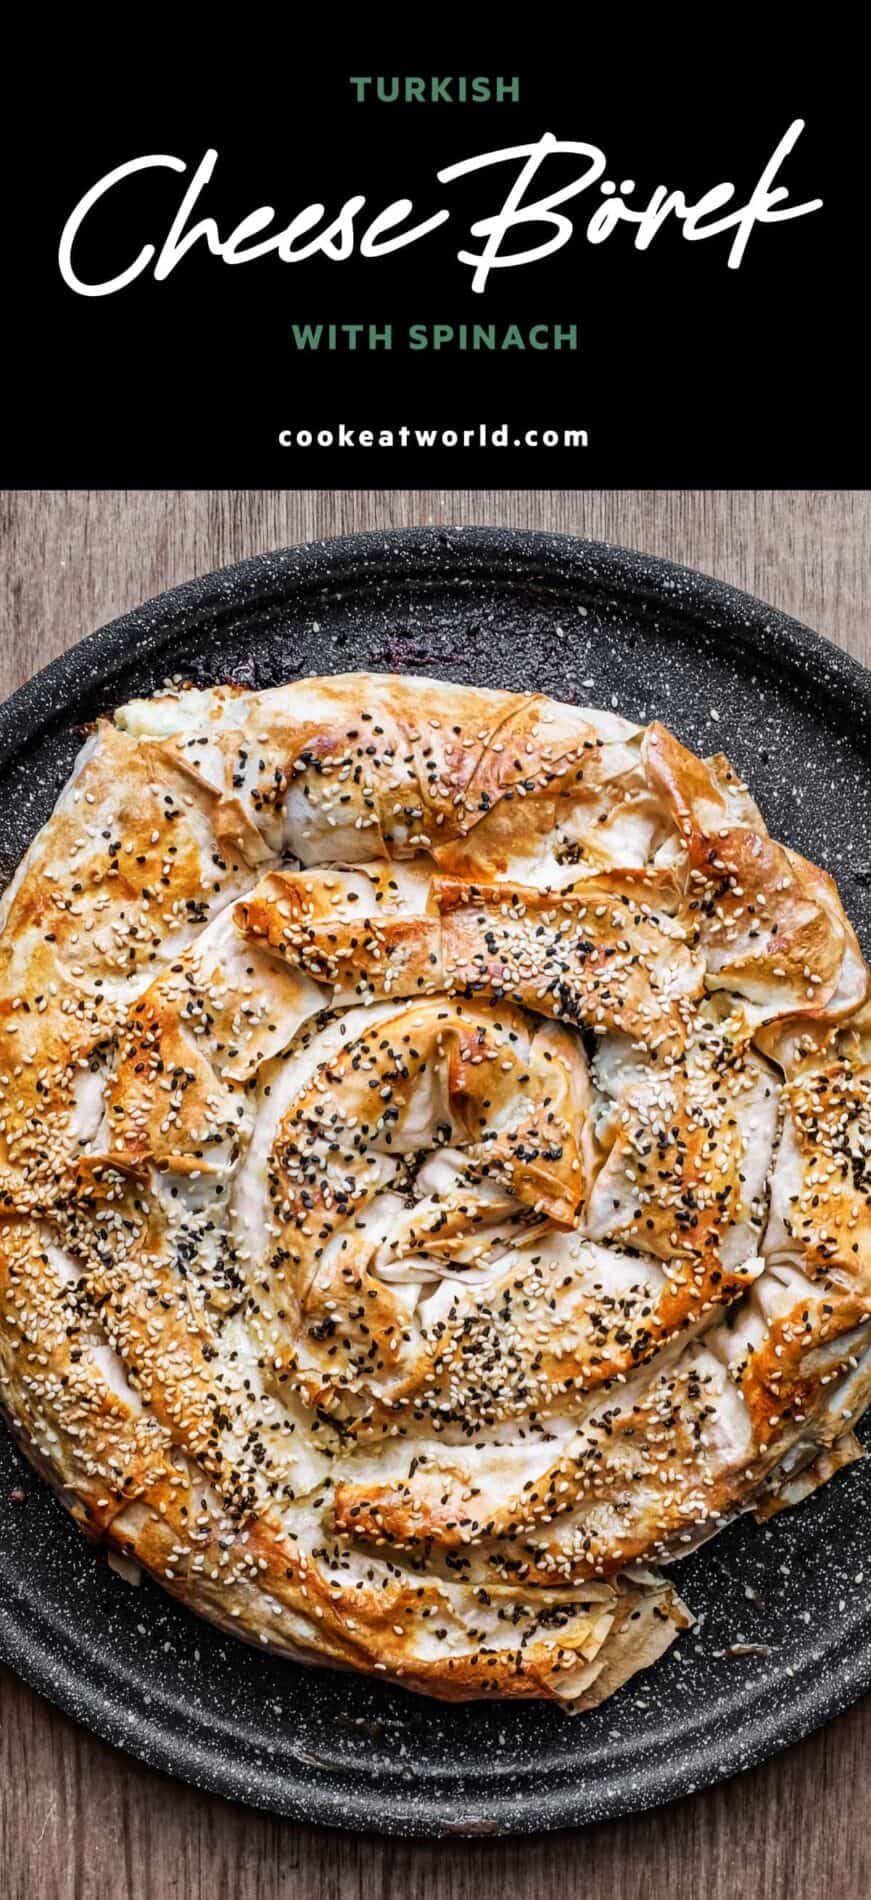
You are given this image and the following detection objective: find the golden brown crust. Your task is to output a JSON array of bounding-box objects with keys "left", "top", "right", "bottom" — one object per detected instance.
[
  {"left": 1, "top": 672, "right": 869, "bottom": 1705},
  {"left": 235, "top": 865, "right": 703, "bottom": 1053}
]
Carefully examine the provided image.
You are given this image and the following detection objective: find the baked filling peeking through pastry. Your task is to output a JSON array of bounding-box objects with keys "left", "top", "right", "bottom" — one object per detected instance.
[{"left": 1, "top": 673, "right": 869, "bottom": 1706}]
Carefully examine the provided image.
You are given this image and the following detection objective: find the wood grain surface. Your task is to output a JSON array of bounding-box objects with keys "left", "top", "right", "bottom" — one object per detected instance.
[{"left": 1, "top": 488, "right": 869, "bottom": 1900}]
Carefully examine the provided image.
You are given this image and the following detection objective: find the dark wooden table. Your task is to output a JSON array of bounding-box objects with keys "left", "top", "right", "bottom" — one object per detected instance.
[{"left": 1, "top": 490, "right": 869, "bottom": 1900}]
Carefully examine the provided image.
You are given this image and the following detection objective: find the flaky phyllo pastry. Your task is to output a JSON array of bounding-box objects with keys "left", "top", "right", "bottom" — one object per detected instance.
[{"left": 1, "top": 673, "right": 870, "bottom": 1707}]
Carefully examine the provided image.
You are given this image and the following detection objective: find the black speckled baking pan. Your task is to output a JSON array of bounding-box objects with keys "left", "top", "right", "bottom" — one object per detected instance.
[{"left": 1, "top": 527, "right": 870, "bottom": 1837}]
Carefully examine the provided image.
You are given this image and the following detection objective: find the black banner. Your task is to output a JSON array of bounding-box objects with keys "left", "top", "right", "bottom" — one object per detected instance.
[{"left": 5, "top": 45, "right": 862, "bottom": 486}]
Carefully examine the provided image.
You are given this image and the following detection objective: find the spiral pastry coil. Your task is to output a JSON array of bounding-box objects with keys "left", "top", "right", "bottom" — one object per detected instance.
[{"left": 1, "top": 673, "right": 869, "bottom": 1705}]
